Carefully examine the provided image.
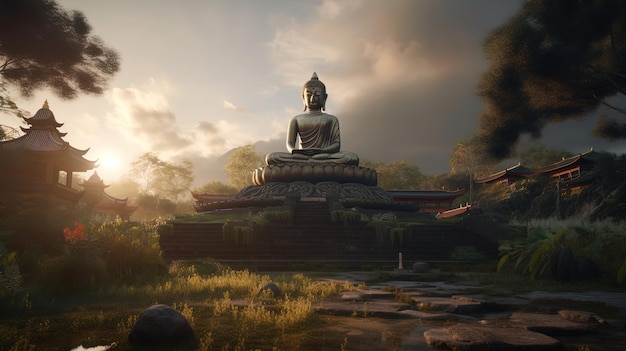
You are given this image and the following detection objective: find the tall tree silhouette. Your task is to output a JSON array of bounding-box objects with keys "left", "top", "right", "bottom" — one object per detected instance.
[
  {"left": 0, "top": 0, "right": 120, "bottom": 116},
  {"left": 477, "top": 0, "right": 626, "bottom": 159}
]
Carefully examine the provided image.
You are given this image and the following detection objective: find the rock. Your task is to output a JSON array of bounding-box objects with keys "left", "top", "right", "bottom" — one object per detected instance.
[
  {"left": 413, "top": 296, "right": 483, "bottom": 314},
  {"left": 558, "top": 310, "right": 606, "bottom": 325},
  {"left": 412, "top": 261, "right": 430, "bottom": 273},
  {"left": 424, "top": 324, "right": 562, "bottom": 351},
  {"left": 128, "top": 304, "right": 195, "bottom": 345},
  {"left": 510, "top": 312, "right": 601, "bottom": 335}
]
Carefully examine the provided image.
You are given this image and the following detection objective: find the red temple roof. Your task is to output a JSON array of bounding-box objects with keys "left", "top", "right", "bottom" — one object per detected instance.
[
  {"left": 475, "top": 163, "right": 534, "bottom": 184},
  {"left": 534, "top": 149, "right": 597, "bottom": 174}
]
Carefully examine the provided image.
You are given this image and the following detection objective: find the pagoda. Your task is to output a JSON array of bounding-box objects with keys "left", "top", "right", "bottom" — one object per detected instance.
[
  {"left": 0, "top": 101, "right": 97, "bottom": 208},
  {"left": 80, "top": 172, "right": 138, "bottom": 220}
]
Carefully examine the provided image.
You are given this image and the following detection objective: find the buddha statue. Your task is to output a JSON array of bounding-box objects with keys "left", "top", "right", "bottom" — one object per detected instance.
[{"left": 265, "top": 72, "right": 359, "bottom": 166}]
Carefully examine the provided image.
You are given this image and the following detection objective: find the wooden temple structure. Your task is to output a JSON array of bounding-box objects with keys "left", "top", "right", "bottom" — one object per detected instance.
[
  {"left": 81, "top": 172, "right": 137, "bottom": 220},
  {"left": 475, "top": 149, "right": 598, "bottom": 192},
  {"left": 474, "top": 163, "right": 534, "bottom": 185},
  {"left": 534, "top": 149, "right": 598, "bottom": 191},
  {"left": 0, "top": 102, "right": 136, "bottom": 219},
  {"left": 0, "top": 101, "right": 96, "bottom": 208}
]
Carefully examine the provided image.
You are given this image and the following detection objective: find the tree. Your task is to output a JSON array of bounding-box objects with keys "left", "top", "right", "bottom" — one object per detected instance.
[
  {"left": 153, "top": 159, "right": 194, "bottom": 203},
  {"left": 361, "top": 160, "right": 425, "bottom": 190},
  {"left": 450, "top": 137, "right": 497, "bottom": 203},
  {"left": 130, "top": 152, "right": 162, "bottom": 194},
  {"left": 0, "top": 0, "right": 120, "bottom": 116},
  {"left": 477, "top": 0, "right": 626, "bottom": 159},
  {"left": 225, "top": 145, "right": 263, "bottom": 189},
  {"left": 194, "top": 181, "right": 238, "bottom": 195},
  {"left": 518, "top": 143, "right": 573, "bottom": 169},
  {"left": 129, "top": 153, "right": 195, "bottom": 203}
]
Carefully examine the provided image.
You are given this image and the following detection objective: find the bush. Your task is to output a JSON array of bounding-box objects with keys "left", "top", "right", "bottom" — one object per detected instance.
[{"left": 39, "top": 248, "right": 108, "bottom": 292}]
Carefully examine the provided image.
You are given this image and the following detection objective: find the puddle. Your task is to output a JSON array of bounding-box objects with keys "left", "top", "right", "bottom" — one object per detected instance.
[{"left": 70, "top": 343, "right": 116, "bottom": 351}]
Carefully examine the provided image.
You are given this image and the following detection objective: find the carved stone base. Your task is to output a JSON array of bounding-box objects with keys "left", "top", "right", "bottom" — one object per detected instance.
[
  {"left": 253, "top": 164, "right": 377, "bottom": 186},
  {"left": 236, "top": 181, "right": 389, "bottom": 201},
  {"left": 194, "top": 181, "right": 418, "bottom": 212}
]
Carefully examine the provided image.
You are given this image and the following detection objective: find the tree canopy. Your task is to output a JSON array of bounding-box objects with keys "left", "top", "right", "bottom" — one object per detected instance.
[
  {"left": 361, "top": 159, "right": 425, "bottom": 190},
  {"left": 130, "top": 152, "right": 194, "bottom": 203},
  {"left": 226, "top": 145, "right": 263, "bottom": 190},
  {"left": 0, "top": 0, "right": 120, "bottom": 116},
  {"left": 477, "top": 0, "right": 626, "bottom": 159}
]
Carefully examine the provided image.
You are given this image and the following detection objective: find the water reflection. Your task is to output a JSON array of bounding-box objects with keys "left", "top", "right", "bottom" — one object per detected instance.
[{"left": 70, "top": 343, "right": 116, "bottom": 351}]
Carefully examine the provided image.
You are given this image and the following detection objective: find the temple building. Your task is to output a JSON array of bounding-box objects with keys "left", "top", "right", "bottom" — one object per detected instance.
[
  {"left": 387, "top": 189, "right": 465, "bottom": 214},
  {"left": 474, "top": 163, "right": 534, "bottom": 185},
  {"left": 80, "top": 172, "right": 137, "bottom": 221},
  {"left": 534, "top": 149, "right": 598, "bottom": 190},
  {"left": 475, "top": 149, "right": 598, "bottom": 193},
  {"left": 0, "top": 101, "right": 96, "bottom": 209}
]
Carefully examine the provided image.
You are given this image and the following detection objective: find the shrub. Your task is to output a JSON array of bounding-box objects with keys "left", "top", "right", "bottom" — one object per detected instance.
[
  {"left": 40, "top": 248, "right": 108, "bottom": 292},
  {"left": 498, "top": 225, "right": 626, "bottom": 283}
]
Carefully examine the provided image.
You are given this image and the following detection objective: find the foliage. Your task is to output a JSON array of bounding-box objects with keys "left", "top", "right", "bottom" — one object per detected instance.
[
  {"left": 331, "top": 210, "right": 363, "bottom": 223},
  {"left": 449, "top": 136, "right": 498, "bottom": 202},
  {"left": 498, "top": 225, "right": 626, "bottom": 283},
  {"left": 153, "top": 159, "right": 194, "bottom": 203},
  {"left": 130, "top": 152, "right": 194, "bottom": 203},
  {"left": 0, "top": 0, "right": 120, "bottom": 116},
  {"left": 366, "top": 212, "right": 410, "bottom": 247},
  {"left": 225, "top": 145, "right": 263, "bottom": 189},
  {"left": 450, "top": 246, "right": 489, "bottom": 261},
  {"left": 360, "top": 159, "right": 425, "bottom": 189},
  {"left": 477, "top": 0, "right": 626, "bottom": 158},
  {"left": 518, "top": 143, "right": 573, "bottom": 169},
  {"left": 449, "top": 136, "right": 497, "bottom": 179},
  {"left": 0, "top": 246, "right": 22, "bottom": 296},
  {"left": 259, "top": 209, "right": 293, "bottom": 222},
  {"left": 193, "top": 181, "right": 238, "bottom": 195},
  {"left": 477, "top": 152, "right": 626, "bottom": 222},
  {"left": 36, "top": 219, "right": 167, "bottom": 291},
  {"left": 498, "top": 228, "right": 564, "bottom": 279}
]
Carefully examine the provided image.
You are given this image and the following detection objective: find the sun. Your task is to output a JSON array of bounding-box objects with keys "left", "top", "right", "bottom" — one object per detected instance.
[{"left": 99, "top": 153, "right": 121, "bottom": 170}]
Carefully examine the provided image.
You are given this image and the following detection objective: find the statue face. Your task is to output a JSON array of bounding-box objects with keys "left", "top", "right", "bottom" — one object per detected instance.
[{"left": 303, "top": 86, "right": 326, "bottom": 111}]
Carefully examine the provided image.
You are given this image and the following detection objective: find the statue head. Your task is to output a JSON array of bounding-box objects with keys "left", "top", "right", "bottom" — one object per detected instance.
[{"left": 302, "top": 72, "right": 327, "bottom": 111}]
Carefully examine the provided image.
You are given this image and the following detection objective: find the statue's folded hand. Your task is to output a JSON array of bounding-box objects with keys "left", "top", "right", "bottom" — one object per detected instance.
[{"left": 292, "top": 149, "right": 321, "bottom": 156}]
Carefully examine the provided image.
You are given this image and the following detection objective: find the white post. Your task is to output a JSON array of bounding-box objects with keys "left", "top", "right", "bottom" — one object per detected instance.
[{"left": 398, "top": 252, "right": 403, "bottom": 270}]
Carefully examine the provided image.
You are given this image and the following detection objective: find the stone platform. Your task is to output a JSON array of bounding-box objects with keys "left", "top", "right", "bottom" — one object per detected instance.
[
  {"left": 194, "top": 181, "right": 417, "bottom": 212},
  {"left": 307, "top": 270, "right": 623, "bottom": 351}
]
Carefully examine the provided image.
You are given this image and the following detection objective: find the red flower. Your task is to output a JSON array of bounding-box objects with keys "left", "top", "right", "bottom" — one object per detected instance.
[{"left": 63, "top": 221, "right": 87, "bottom": 244}]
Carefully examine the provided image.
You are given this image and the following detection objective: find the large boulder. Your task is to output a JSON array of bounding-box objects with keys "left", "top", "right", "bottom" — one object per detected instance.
[{"left": 128, "top": 304, "right": 195, "bottom": 346}]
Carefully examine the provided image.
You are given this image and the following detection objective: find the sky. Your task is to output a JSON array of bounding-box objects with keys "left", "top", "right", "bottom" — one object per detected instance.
[{"left": 4, "top": 0, "right": 625, "bottom": 186}]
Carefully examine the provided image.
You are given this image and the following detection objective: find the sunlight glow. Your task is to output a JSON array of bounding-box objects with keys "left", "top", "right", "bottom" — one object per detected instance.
[{"left": 99, "top": 153, "right": 121, "bottom": 170}]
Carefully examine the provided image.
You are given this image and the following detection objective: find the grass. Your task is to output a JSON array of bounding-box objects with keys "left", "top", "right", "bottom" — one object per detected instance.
[
  {"left": 3, "top": 259, "right": 626, "bottom": 350},
  {"left": 0, "top": 260, "right": 358, "bottom": 351}
]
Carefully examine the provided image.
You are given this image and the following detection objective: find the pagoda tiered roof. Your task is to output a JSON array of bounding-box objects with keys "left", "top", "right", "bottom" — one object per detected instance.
[
  {"left": 0, "top": 101, "right": 96, "bottom": 171},
  {"left": 81, "top": 172, "right": 137, "bottom": 220}
]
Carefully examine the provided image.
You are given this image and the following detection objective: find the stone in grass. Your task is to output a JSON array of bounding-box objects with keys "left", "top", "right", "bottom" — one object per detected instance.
[
  {"left": 424, "top": 324, "right": 562, "bottom": 351},
  {"left": 128, "top": 304, "right": 195, "bottom": 346},
  {"left": 259, "top": 282, "right": 281, "bottom": 297},
  {"left": 412, "top": 262, "right": 429, "bottom": 273}
]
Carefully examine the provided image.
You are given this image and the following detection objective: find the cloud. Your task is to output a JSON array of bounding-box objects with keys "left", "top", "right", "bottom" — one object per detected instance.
[
  {"left": 267, "top": 1, "right": 522, "bottom": 174},
  {"left": 106, "top": 86, "right": 192, "bottom": 155},
  {"left": 223, "top": 100, "right": 245, "bottom": 112}
]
